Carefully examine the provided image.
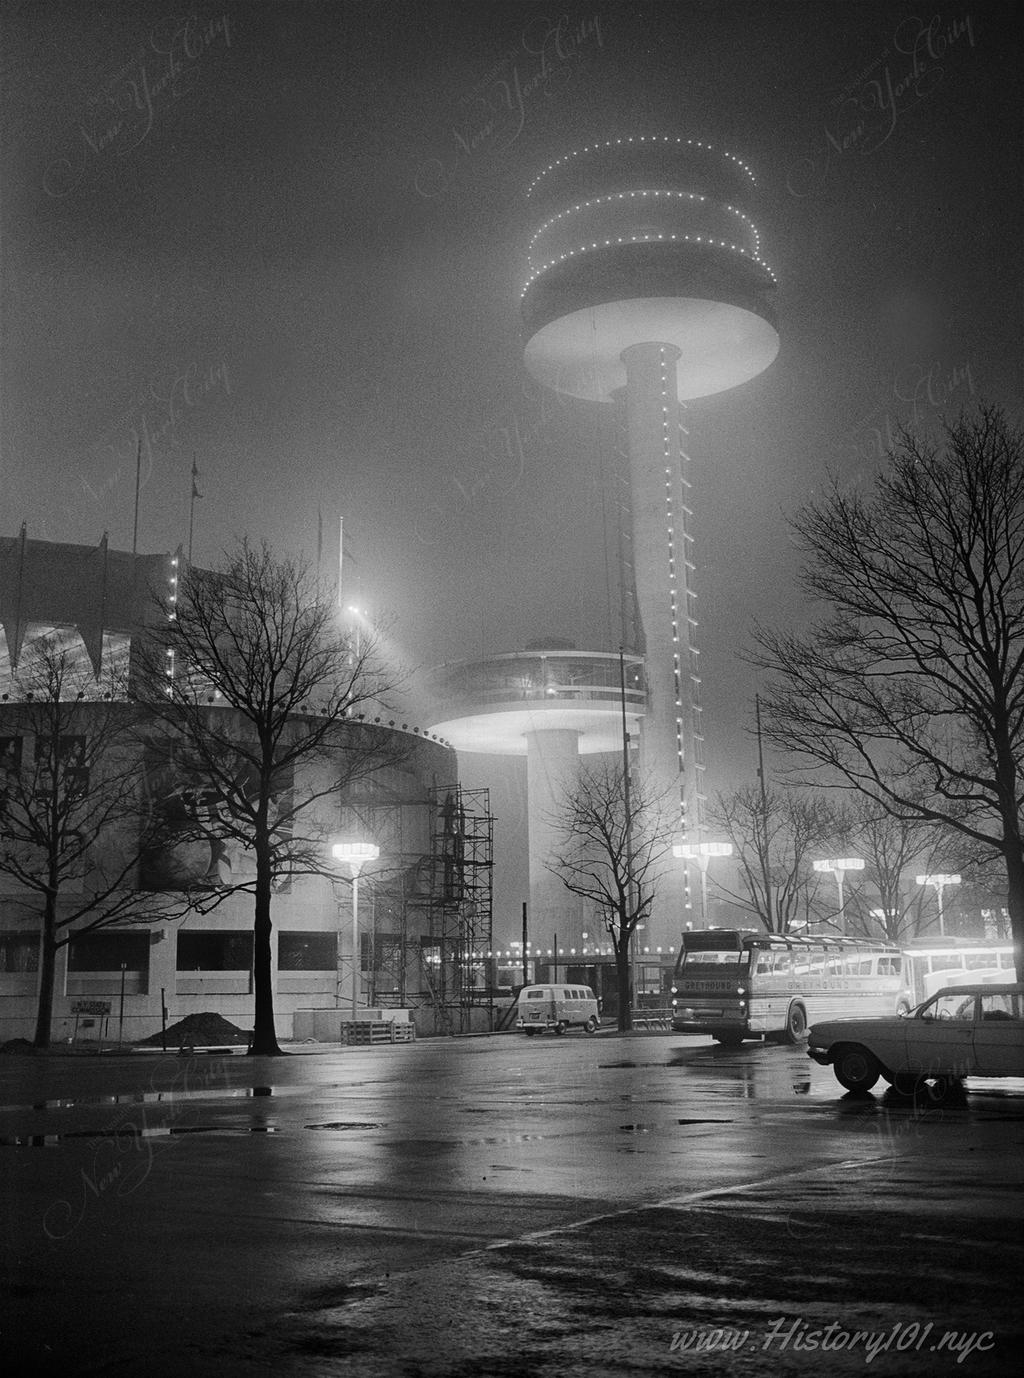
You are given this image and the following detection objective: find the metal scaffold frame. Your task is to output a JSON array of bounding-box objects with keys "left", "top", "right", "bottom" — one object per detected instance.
[{"left": 423, "top": 785, "right": 494, "bottom": 1034}]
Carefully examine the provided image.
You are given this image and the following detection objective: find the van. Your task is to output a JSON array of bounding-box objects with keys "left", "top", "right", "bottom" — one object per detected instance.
[{"left": 515, "top": 984, "right": 600, "bottom": 1035}]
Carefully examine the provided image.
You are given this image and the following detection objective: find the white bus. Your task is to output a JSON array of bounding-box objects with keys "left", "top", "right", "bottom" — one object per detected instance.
[
  {"left": 897, "top": 938, "right": 1016, "bottom": 1013},
  {"left": 670, "top": 929, "right": 903, "bottom": 1045}
]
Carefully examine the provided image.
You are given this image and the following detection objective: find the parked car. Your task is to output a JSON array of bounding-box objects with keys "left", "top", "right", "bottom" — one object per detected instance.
[
  {"left": 807, "top": 983, "right": 1024, "bottom": 1093},
  {"left": 514, "top": 984, "right": 600, "bottom": 1035}
]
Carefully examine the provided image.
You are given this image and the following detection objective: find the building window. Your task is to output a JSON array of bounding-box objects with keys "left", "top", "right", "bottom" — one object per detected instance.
[
  {"left": 0, "top": 931, "right": 39, "bottom": 973},
  {"left": 176, "top": 931, "right": 253, "bottom": 971},
  {"left": 278, "top": 932, "right": 337, "bottom": 971},
  {"left": 68, "top": 931, "right": 149, "bottom": 972},
  {"left": 66, "top": 930, "right": 150, "bottom": 994},
  {"left": 1, "top": 735, "right": 23, "bottom": 773},
  {"left": 36, "top": 734, "right": 89, "bottom": 797}
]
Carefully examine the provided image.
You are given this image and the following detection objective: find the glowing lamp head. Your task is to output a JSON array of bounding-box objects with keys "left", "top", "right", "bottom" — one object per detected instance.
[{"left": 331, "top": 841, "right": 380, "bottom": 874}]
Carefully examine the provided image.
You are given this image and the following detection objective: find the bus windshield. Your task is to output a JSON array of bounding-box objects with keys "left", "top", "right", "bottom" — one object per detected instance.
[{"left": 681, "top": 947, "right": 747, "bottom": 969}]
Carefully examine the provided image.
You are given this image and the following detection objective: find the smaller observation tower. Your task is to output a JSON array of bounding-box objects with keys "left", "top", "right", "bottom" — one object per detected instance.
[{"left": 427, "top": 643, "right": 644, "bottom": 946}]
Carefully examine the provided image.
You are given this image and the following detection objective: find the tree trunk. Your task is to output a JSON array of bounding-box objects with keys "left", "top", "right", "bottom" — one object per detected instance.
[
  {"left": 32, "top": 894, "right": 58, "bottom": 1050},
  {"left": 249, "top": 833, "right": 283, "bottom": 1055},
  {"left": 615, "top": 941, "right": 632, "bottom": 1033},
  {"left": 1004, "top": 846, "right": 1024, "bottom": 985},
  {"left": 993, "top": 716, "right": 1024, "bottom": 983}
]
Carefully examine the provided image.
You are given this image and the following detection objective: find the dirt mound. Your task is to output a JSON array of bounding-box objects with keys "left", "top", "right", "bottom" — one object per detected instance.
[
  {"left": 136, "top": 1012, "right": 252, "bottom": 1048},
  {"left": 1, "top": 1038, "right": 36, "bottom": 1055}
]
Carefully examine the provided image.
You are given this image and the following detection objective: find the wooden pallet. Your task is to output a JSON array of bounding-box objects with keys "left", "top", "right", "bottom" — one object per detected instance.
[{"left": 341, "top": 1020, "right": 416, "bottom": 1045}]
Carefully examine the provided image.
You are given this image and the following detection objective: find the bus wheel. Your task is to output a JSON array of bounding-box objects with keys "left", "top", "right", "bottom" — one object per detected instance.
[
  {"left": 553, "top": 1022, "right": 567, "bottom": 1035},
  {"left": 833, "top": 1045, "right": 880, "bottom": 1093},
  {"left": 584, "top": 1016, "right": 599, "bottom": 1034},
  {"left": 785, "top": 1003, "right": 808, "bottom": 1043}
]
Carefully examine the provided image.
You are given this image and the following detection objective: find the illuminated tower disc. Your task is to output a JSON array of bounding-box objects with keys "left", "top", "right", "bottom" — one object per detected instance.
[
  {"left": 521, "top": 136, "right": 779, "bottom": 943},
  {"left": 428, "top": 646, "right": 645, "bottom": 947}
]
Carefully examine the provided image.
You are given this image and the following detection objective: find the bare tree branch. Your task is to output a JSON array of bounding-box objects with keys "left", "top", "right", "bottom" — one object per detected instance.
[
  {"left": 751, "top": 406, "right": 1024, "bottom": 978},
  {"left": 0, "top": 637, "right": 178, "bottom": 1048},
  {"left": 545, "top": 760, "right": 675, "bottom": 1030},
  {"left": 135, "top": 539, "right": 410, "bottom": 1054}
]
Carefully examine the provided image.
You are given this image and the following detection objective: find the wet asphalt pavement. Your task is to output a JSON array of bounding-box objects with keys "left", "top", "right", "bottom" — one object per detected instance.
[{"left": 2, "top": 1031, "right": 1022, "bottom": 1376}]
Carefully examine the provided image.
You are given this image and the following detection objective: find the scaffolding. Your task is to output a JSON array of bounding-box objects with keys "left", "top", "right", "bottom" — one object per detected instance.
[{"left": 422, "top": 785, "right": 494, "bottom": 1033}]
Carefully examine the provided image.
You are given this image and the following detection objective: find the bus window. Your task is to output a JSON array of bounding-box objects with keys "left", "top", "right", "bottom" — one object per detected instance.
[{"left": 929, "top": 954, "right": 964, "bottom": 977}]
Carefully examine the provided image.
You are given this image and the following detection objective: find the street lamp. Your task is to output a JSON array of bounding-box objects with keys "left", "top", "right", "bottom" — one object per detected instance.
[
  {"left": 331, "top": 840, "right": 380, "bottom": 1018},
  {"left": 673, "top": 841, "right": 734, "bottom": 927},
  {"left": 916, "top": 873, "right": 961, "bottom": 937},
  {"left": 813, "top": 857, "right": 865, "bottom": 932}
]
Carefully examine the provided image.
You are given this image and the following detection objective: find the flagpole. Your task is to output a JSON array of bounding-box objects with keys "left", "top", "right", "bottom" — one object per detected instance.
[
  {"left": 132, "top": 437, "right": 142, "bottom": 557},
  {"left": 188, "top": 456, "right": 201, "bottom": 565},
  {"left": 338, "top": 515, "right": 344, "bottom": 609}
]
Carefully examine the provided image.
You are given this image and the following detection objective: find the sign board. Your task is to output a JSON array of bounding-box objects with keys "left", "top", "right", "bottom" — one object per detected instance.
[{"left": 71, "top": 1000, "right": 111, "bottom": 1016}]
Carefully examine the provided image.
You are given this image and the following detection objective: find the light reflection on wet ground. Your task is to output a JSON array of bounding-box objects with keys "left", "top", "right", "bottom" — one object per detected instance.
[
  {"left": 3, "top": 1036, "right": 1023, "bottom": 1376},
  {"left": 3, "top": 1038, "right": 1022, "bottom": 1152}
]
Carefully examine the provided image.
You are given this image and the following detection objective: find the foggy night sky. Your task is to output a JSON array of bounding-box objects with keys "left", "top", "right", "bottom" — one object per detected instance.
[{"left": 2, "top": 0, "right": 1022, "bottom": 930}]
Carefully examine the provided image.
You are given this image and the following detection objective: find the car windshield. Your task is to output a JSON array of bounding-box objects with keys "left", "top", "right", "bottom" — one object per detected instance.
[{"left": 914, "top": 992, "right": 976, "bottom": 1021}]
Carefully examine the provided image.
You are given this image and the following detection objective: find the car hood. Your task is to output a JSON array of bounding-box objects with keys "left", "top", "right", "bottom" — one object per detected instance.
[{"left": 808, "top": 1017, "right": 909, "bottom": 1043}]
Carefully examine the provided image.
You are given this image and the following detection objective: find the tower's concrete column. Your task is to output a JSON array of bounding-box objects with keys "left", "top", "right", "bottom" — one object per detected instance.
[
  {"left": 621, "top": 343, "right": 685, "bottom": 819},
  {"left": 524, "top": 727, "right": 585, "bottom": 947},
  {"left": 621, "top": 341, "right": 690, "bottom": 948}
]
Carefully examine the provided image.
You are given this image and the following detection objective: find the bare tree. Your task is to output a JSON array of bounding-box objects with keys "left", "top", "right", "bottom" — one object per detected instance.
[
  {"left": 840, "top": 799, "right": 962, "bottom": 944},
  {"left": 139, "top": 540, "right": 407, "bottom": 1055},
  {"left": 753, "top": 407, "right": 1024, "bottom": 979},
  {"left": 0, "top": 637, "right": 172, "bottom": 1049},
  {"left": 546, "top": 760, "right": 675, "bottom": 1031},
  {"left": 708, "top": 786, "right": 838, "bottom": 934}
]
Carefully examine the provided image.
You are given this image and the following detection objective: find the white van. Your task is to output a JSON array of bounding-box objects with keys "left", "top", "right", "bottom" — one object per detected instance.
[{"left": 515, "top": 984, "right": 600, "bottom": 1035}]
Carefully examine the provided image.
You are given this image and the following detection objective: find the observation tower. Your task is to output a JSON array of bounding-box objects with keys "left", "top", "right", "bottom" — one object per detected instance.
[
  {"left": 520, "top": 136, "right": 779, "bottom": 943},
  {"left": 428, "top": 643, "right": 645, "bottom": 946}
]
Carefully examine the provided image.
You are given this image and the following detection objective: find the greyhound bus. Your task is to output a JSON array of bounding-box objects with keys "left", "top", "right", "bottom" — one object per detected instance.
[
  {"left": 897, "top": 937, "right": 1016, "bottom": 1013},
  {"left": 670, "top": 928, "right": 903, "bottom": 1045}
]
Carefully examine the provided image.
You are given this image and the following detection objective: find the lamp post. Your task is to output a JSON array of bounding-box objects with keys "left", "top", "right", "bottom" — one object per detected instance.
[
  {"left": 673, "top": 842, "right": 734, "bottom": 927},
  {"left": 813, "top": 857, "right": 865, "bottom": 933},
  {"left": 916, "top": 873, "right": 961, "bottom": 937},
  {"left": 331, "top": 841, "right": 380, "bottom": 1019}
]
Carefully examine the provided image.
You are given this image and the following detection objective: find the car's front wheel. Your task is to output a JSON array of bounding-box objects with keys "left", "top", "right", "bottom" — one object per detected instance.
[
  {"left": 584, "top": 1016, "right": 599, "bottom": 1034},
  {"left": 833, "top": 1045, "right": 881, "bottom": 1093},
  {"left": 553, "top": 1021, "right": 567, "bottom": 1035}
]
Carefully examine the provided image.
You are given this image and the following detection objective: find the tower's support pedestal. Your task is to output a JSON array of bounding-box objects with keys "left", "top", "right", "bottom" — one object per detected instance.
[{"left": 525, "top": 727, "right": 586, "bottom": 948}]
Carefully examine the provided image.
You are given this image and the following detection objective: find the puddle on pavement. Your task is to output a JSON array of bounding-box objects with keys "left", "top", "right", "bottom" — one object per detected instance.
[
  {"left": 1, "top": 1086, "right": 287, "bottom": 1115},
  {"left": 0, "top": 1124, "right": 280, "bottom": 1147},
  {"left": 304, "top": 1121, "right": 385, "bottom": 1131}
]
